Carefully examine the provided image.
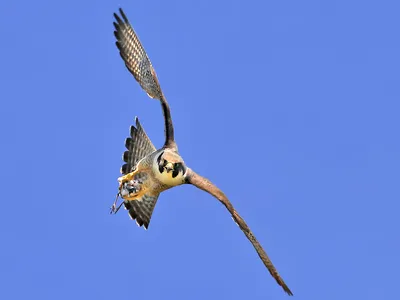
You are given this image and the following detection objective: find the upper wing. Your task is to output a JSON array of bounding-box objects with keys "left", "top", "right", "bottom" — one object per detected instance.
[
  {"left": 113, "top": 8, "right": 176, "bottom": 150},
  {"left": 185, "top": 169, "right": 293, "bottom": 296},
  {"left": 124, "top": 192, "right": 160, "bottom": 229},
  {"left": 121, "top": 117, "right": 156, "bottom": 175}
]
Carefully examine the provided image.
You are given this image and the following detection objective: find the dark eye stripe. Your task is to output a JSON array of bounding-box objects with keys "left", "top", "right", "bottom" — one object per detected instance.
[
  {"left": 172, "top": 167, "right": 179, "bottom": 178},
  {"left": 181, "top": 163, "right": 187, "bottom": 174},
  {"left": 172, "top": 163, "right": 186, "bottom": 178}
]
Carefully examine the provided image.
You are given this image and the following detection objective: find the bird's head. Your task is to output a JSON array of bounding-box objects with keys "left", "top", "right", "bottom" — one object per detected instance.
[{"left": 156, "top": 150, "right": 187, "bottom": 180}]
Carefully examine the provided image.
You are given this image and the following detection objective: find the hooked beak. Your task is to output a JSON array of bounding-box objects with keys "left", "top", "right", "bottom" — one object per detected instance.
[{"left": 165, "top": 162, "right": 174, "bottom": 173}]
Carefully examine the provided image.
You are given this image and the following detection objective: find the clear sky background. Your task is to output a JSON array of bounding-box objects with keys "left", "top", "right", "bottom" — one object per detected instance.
[{"left": 1, "top": 0, "right": 399, "bottom": 299}]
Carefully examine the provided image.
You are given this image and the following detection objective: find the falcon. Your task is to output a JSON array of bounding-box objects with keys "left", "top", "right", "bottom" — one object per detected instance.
[{"left": 110, "top": 8, "right": 293, "bottom": 296}]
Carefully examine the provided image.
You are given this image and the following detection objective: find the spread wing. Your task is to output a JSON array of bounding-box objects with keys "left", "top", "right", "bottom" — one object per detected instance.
[
  {"left": 113, "top": 8, "right": 176, "bottom": 150},
  {"left": 121, "top": 117, "right": 156, "bottom": 175},
  {"left": 124, "top": 192, "right": 160, "bottom": 229},
  {"left": 186, "top": 169, "right": 293, "bottom": 296}
]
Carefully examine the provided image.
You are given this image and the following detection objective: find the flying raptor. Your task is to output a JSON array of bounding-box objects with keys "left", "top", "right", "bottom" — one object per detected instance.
[{"left": 111, "top": 8, "right": 293, "bottom": 296}]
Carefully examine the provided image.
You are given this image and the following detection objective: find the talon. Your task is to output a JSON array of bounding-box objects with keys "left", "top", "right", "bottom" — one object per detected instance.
[{"left": 110, "top": 193, "right": 123, "bottom": 214}]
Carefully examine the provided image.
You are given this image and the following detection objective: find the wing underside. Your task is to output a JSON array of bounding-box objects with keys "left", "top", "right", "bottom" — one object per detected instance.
[
  {"left": 113, "top": 8, "right": 176, "bottom": 149},
  {"left": 121, "top": 117, "right": 156, "bottom": 175},
  {"left": 124, "top": 192, "right": 160, "bottom": 229},
  {"left": 113, "top": 8, "right": 162, "bottom": 100},
  {"left": 120, "top": 118, "right": 158, "bottom": 229}
]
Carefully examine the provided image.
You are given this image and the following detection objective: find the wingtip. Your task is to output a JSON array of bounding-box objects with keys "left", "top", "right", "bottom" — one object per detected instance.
[
  {"left": 135, "top": 117, "right": 144, "bottom": 131},
  {"left": 118, "top": 8, "right": 130, "bottom": 24},
  {"left": 113, "top": 30, "right": 120, "bottom": 40},
  {"left": 113, "top": 12, "right": 123, "bottom": 25},
  {"left": 278, "top": 279, "right": 293, "bottom": 296},
  {"left": 285, "top": 287, "right": 294, "bottom": 296}
]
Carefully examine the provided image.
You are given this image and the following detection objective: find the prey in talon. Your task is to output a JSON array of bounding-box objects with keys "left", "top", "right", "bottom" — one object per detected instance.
[
  {"left": 111, "top": 172, "right": 146, "bottom": 214},
  {"left": 119, "top": 179, "right": 142, "bottom": 198},
  {"left": 111, "top": 8, "right": 293, "bottom": 296}
]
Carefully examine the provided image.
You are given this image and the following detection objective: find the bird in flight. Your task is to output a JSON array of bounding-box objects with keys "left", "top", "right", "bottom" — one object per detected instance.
[{"left": 110, "top": 8, "right": 293, "bottom": 296}]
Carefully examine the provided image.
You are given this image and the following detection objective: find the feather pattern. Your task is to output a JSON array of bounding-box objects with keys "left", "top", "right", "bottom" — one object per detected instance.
[
  {"left": 113, "top": 9, "right": 162, "bottom": 99},
  {"left": 113, "top": 8, "right": 176, "bottom": 149},
  {"left": 124, "top": 192, "right": 160, "bottom": 229},
  {"left": 121, "top": 117, "right": 156, "bottom": 175}
]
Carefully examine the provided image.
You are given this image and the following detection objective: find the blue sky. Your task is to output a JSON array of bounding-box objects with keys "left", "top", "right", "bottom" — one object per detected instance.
[{"left": 1, "top": 0, "right": 399, "bottom": 299}]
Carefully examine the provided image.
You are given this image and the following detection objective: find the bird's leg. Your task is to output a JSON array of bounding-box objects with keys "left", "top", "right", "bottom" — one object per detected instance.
[
  {"left": 111, "top": 171, "right": 144, "bottom": 214},
  {"left": 110, "top": 171, "right": 138, "bottom": 212},
  {"left": 110, "top": 193, "right": 124, "bottom": 214}
]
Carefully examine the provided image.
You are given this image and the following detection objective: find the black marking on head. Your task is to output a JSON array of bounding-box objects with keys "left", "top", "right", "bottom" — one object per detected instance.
[
  {"left": 157, "top": 152, "right": 165, "bottom": 173},
  {"left": 157, "top": 152, "right": 163, "bottom": 164},
  {"left": 181, "top": 163, "right": 187, "bottom": 175},
  {"left": 172, "top": 166, "right": 179, "bottom": 178},
  {"left": 172, "top": 163, "right": 187, "bottom": 178}
]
